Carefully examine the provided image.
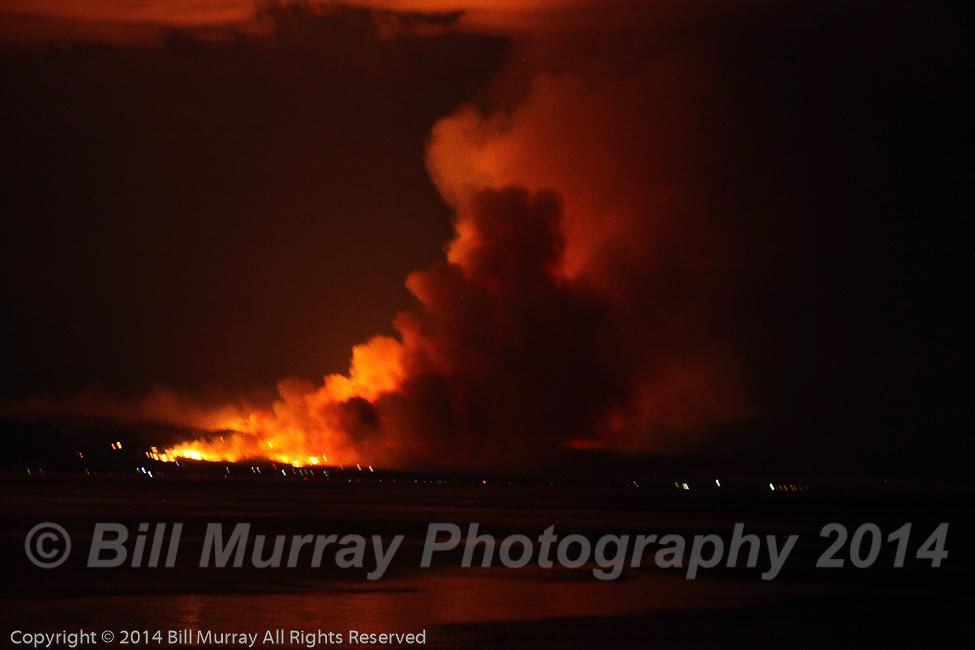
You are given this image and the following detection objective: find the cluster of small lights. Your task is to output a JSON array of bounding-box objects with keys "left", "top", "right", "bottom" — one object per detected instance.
[{"left": 769, "top": 483, "right": 805, "bottom": 492}]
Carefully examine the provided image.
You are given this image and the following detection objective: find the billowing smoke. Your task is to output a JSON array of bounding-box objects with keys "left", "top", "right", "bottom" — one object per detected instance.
[
  {"left": 344, "top": 2, "right": 747, "bottom": 466},
  {"left": 158, "top": 180, "right": 739, "bottom": 468},
  {"left": 378, "top": 186, "right": 632, "bottom": 467},
  {"left": 6, "top": 1, "right": 750, "bottom": 469}
]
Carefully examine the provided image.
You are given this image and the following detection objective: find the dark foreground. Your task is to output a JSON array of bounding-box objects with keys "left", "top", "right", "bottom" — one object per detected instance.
[{"left": 1, "top": 476, "right": 971, "bottom": 649}]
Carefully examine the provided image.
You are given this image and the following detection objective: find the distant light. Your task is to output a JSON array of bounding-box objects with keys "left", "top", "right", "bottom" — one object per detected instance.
[
  {"left": 681, "top": 482, "right": 690, "bottom": 491},
  {"left": 715, "top": 479, "right": 721, "bottom": 487},
  {"left": 769, "top": 483, "right": 775, "bottom": 491},
  {"left": 116, "top": 441, "right": 122, "bottom": 449}
]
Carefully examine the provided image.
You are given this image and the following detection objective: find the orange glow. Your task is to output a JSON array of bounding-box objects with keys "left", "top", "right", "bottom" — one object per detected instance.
[
  {"left": 1, "top": 1, "right": 258, "bottom": 27},
  {"left": 429, "top": 77, "right": 642, "bottom": 280},
  {"left": 9, "top": 0, "right": 751, "bottom": 470},
  {"left": 0, "top": 0, "right": 593, "bottom": 45},
  {"left": 160, "top": 335, "right": 404, "bottom": 466}
]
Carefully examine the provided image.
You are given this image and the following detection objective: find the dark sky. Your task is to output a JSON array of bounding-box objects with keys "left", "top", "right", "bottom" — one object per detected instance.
[
  {"left": 0, "top": 7, "right": 506, "bottom": 398},
  {"left": 0, "top": 2, "right": 970, "bottom": 469}
]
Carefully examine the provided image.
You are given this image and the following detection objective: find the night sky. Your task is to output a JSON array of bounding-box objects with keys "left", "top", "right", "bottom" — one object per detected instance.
[{"left": 0, "top": 1, "right": 969, "bottom": 472}]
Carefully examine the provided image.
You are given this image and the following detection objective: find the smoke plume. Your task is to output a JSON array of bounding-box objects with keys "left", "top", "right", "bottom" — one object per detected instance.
[{"left": 6, "top": 1, "right": 750, "bottom": 469}]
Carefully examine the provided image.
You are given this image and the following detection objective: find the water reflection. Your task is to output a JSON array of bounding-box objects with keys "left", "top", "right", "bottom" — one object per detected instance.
[{"left": 3, "top": 565, "right": 807, "bottom": 635}]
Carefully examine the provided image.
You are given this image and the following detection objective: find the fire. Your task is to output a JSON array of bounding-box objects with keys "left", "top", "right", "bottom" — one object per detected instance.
[
  {"left": 159, "top": 335, "right": 404, "bottom": 467},
  {"left": 55, "top": 1, "right": 749, "bottom": 471}
]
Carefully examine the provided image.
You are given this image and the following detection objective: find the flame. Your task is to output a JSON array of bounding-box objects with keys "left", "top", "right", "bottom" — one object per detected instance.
[{"left": 160, "top": 335, "right": 403, "bottom": 466}]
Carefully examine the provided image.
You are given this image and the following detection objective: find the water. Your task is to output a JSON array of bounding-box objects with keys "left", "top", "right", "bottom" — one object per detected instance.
[{"left": 0, "top": 477, "right": 968, "bottom": 648}]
